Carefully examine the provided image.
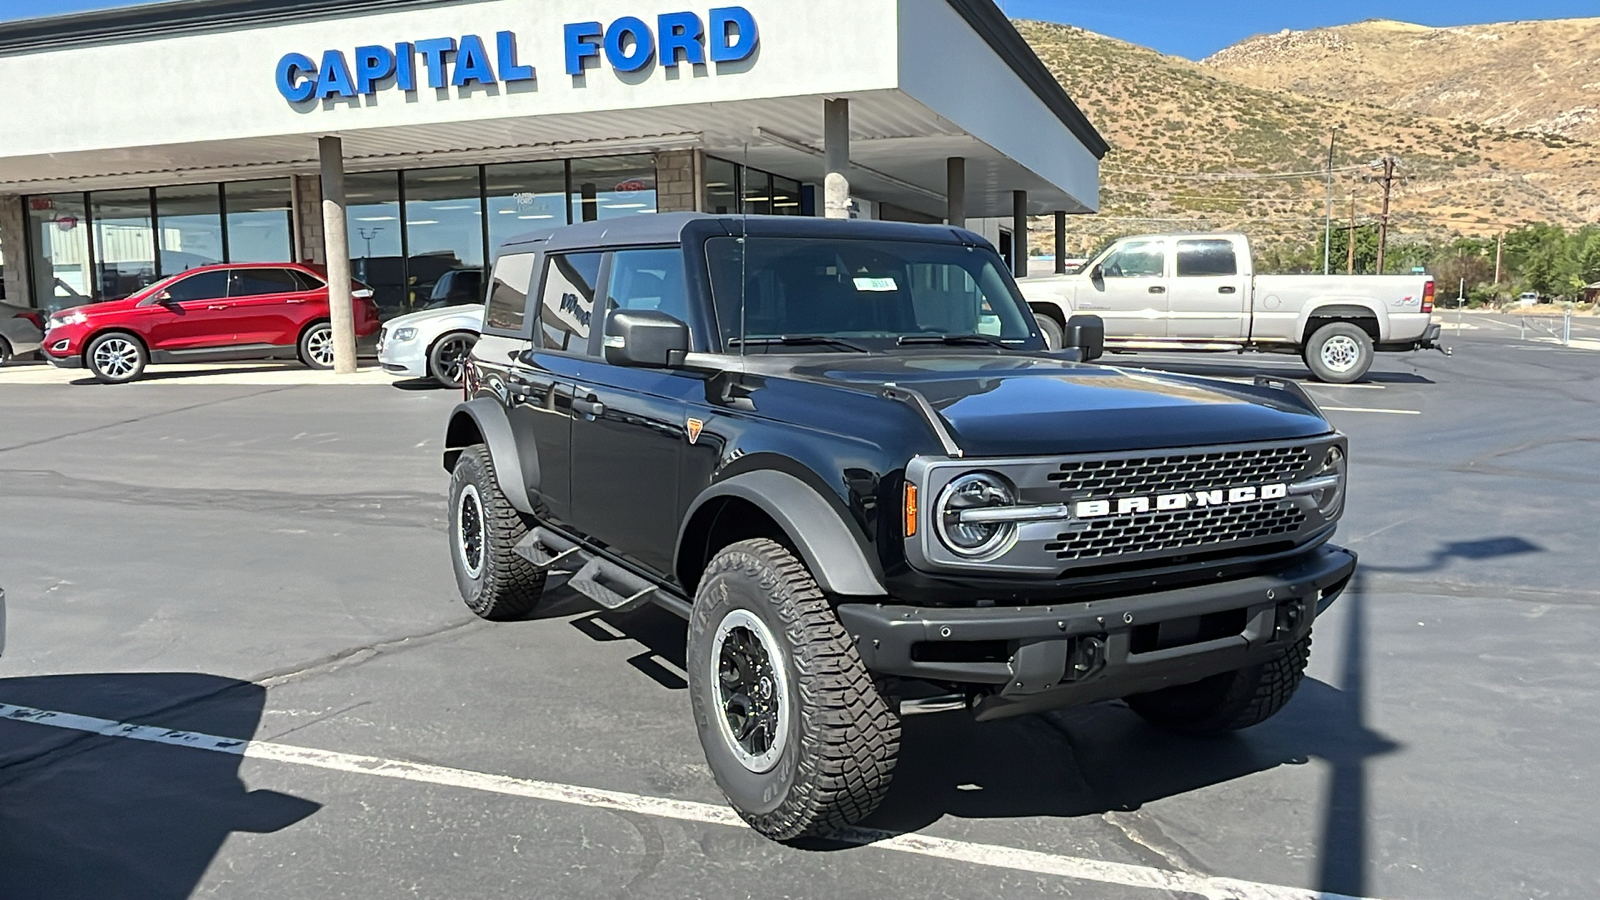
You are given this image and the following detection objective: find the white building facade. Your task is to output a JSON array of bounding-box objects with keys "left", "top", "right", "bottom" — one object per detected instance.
[{"left": 0, "top": 0, "right": 1105, "bottom": 318}]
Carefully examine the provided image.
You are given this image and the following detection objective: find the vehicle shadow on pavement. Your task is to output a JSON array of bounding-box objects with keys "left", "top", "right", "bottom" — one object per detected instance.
[
  {"left": 1112, "top": 356, "right": 1436, "bottom": 385},
  {"left": 0, "top": 672, "right": 320, "bottom": 900}
]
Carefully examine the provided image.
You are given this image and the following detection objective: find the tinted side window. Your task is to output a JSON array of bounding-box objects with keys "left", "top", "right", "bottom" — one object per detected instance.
[
  {"left": 290, "top": 270, "right": 325, "bottom": 291},
  {"left": 1176, "top": 240, "right": 1238, "bottom": 277},
  {"left": 1101, "top": 241, "right": 1165, "bottom": 278},
  {"left": 605, "top": 248, "right": 687, "bottom": 324},
  {"left": 484, "top": 253, "right": 537, "bottom": 335},
  {"left": 539, "top": 252, "right": 604, "bottom": 353},
  {"left": 229, "top": 268, "right": 300, "bottom": 297},
  {"left": 164, "top": 270, "right": 229, "bottom": 302}
]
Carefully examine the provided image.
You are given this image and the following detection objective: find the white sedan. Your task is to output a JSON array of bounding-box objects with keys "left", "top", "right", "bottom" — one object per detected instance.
[{"left": 377, "top": 304, "right": 482, "bottom": 388}]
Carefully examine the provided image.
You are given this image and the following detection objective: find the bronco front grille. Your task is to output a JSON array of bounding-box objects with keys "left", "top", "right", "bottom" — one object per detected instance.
[
  {"left": 1044, "top": 500, "right": 1307, "bottom": 562},
  {"left": 1048, "top": 445, "right": 1312, "bottom": 498}
]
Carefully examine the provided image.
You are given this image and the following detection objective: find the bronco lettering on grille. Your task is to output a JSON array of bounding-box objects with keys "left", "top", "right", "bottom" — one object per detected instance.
[{"left": 1074, "top": 483, "right": 1288, "bottom": 520}]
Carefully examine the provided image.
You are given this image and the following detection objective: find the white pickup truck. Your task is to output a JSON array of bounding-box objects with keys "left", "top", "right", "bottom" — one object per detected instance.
[{"left": 1020, "top": 233, "right": 1444, "bottom": 383}]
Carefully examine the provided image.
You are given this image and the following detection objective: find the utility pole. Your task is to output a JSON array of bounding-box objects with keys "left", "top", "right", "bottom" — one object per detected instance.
[
  {"left": 1324, "top": 130, "right": 1338, "bottom": 275},
  {"left": 1347, "top": 190, "right": 1357, "bottom": 275},
  {"left": 1494, "top": 231, "right": 1504, "bottom": 288},
  {"left": 1375, "top": 156, "right": 1398, "bottom": 275}
]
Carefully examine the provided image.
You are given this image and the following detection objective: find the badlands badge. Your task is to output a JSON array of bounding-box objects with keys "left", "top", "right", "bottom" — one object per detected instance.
[{"left": 686, "top": 417, "right": 705, "bottom": 445}]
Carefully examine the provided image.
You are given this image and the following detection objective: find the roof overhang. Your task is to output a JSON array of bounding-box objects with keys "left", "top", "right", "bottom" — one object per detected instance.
[{"left": 0, "top": 0, "right": 1103, "bottom": 218}]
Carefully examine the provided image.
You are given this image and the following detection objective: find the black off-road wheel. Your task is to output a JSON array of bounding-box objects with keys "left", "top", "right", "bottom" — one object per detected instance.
[
  {"left": 448, "top": 446, "right": 546, "bottom": 620},
  {"left": 687, "top": 539, "right": 900, "bottom": 842},
  {"left": 1304, "top": 322, "right": 1374, "bottom": 384},
  {"left": 1126, "top": 635, "right": 1312, "bottom": 736}
]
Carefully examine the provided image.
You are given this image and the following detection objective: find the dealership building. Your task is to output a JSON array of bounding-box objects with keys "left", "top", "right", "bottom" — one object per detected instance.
[{"left": 0, "top": 0, "right": 1105, "bottom": 330}]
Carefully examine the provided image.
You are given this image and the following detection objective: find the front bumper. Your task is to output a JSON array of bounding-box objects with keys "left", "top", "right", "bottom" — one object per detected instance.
[
  {"left": 377, "top": 339, "right": 427, "bottom": 379},
  {"left": 44, "top": 350, "right": 82, "bottom": 369},
  {"left": 837, "top": 544, "right": 1356, "bottom": 721}
]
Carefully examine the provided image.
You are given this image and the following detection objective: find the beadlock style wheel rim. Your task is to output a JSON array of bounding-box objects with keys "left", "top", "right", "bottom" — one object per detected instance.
[
  {"left": 456, "top": 484, "right": 485, "bottom": 580},
  {"left": 1321, "top": 335, "right": 1361, "bottom": 373},
  {"left": 712, "top": 609, "right": 790, "bottom": 773},
  {"left": 93, "top": 338, "right": 140, "bottom": 379},
  {"left": 307, "top": 328, "right": 334, "bottom": 367},
  {"left": 435, "top": 335, "right": 473, "bottom": 385}
]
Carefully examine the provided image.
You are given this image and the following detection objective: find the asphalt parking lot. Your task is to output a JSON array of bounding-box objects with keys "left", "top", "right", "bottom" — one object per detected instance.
[{"left": 1, "top": 320, "right": 1597, "bottom": 900}]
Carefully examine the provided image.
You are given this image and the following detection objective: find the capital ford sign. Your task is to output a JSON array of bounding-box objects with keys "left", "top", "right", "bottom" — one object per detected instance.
[{"left": 276, "top": 7, "right": 758, "bottom": 103}]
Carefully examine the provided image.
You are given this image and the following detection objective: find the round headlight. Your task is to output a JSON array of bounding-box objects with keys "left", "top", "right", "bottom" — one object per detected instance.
[
  {"left": 935, "top": 472, "right": 1017, "bottom": 558},
  {"left": 1313, "top": 446, "right": 1346, "bottom": 517}
]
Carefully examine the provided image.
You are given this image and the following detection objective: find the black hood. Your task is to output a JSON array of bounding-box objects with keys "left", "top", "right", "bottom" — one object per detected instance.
[{"left": 780, "top": 353, "right": 1333, "bottom": 457}]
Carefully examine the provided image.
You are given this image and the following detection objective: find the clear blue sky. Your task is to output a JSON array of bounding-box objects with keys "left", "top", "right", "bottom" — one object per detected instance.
[{"left": 5, "top": 0, "right": 1597, "bottom": 60}]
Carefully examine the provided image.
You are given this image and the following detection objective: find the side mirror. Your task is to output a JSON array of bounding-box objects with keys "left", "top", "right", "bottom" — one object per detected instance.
[
  {"left": 1064, "top": 314, "right": 1105, "bottom": 362},
  {"left": 605, "top": 310, "right": 689, "bottom": 368},
  {"left": 1089, "top": 263, "right": 1104, "bottom": 282},
  {"left": 155, "top": 290, "right": 176, "bottom": 304}
]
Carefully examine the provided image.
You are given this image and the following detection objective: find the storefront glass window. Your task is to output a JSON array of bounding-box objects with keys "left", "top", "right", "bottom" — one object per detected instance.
[
  {"left": 155, "top": 184, "right": 224, "bottom": 277},
  {"left": 704, "top": 157, "right": 739, "bottom": 215},
  {"left": 27, "top": 193, "right": 93, "bottom": 312},
  {"left": 90, "top": 189, "right": 157, "bottom": 301},
  {"left": 569, "top": 155, "right": 656, "bottom": 223},
  {"left": 404, "top": 166, "right": 485, "bottom": 314},
  {"left": 486, "top": 160, "right": 568, "bottom": 258},
  {"left": 345, "top": 171, "right": 404, "bottom": 319},
  {"left": 772, "top": 176, "right": 803, "bottom": 216},
  {"left": 741, "top": 168, "right": 772, "bottom": 215},
  {"left": 225, "top": 179, "right": 294, "bottom": 264}
]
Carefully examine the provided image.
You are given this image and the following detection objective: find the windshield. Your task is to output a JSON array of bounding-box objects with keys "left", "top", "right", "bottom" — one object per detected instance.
[{"left": 706, "top": 237, "right": 1041, "bottom": 352}]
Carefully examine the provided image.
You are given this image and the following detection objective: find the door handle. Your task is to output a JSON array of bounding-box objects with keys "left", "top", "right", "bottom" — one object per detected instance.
[
  {"left": 573, "top": 396, "right": 606, "bottom": 419},
  {"left": 207, "top": 304, "right": 228, "bottom": 310},
  {"left": 1219, "top": 286, "right": 1238, "bottom": 294},
  {"left": 286, "top": 299, "right": 308, "bottom": 304},
  {"left": 1148, "top": 286, "right": 1167, "bottom": 294}
]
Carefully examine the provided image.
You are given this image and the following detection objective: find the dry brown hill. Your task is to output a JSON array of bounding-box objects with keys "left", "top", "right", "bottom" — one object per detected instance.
[
  {"left": 1014, "top": 20, "right": 1600, "bottom": 252},
  {"left": 1202, "top": 18, "right": 1600, "bottom": 144}
]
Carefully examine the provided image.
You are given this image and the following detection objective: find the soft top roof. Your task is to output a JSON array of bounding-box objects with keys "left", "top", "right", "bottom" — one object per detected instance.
[{"left": 499, "top": 213, "right": 992, "bottom": 256}]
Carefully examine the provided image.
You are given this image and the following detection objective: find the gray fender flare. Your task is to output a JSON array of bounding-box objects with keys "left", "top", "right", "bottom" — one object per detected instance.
[
  {"left": 679, "top": 470, "right": 887, "bottom": 597},
  {"left": 443, "top": 398, "right": 537, "bottom": 516}
]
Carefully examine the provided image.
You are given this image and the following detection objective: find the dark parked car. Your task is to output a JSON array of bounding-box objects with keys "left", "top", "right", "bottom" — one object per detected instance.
[
  {"left": 42, "top": 263, "right": 380, "bottom": 383},
  {"left": 442, "top": 214, "right": 1355, "bottom": 841}
]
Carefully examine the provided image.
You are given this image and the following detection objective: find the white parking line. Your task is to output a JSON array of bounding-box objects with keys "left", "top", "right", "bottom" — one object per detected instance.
[
  {"left": 1319, "top": 406, "right": 1422, "bottom": 416},
  {"left": 0, "top": 701, "right": 1378, "bottom": 900}
]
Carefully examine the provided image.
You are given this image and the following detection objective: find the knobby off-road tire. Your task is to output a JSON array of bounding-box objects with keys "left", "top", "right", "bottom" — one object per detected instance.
[
  {"left": 1126, "top": 634, "right": 1312, "bottom": 737},
  {"left": 85, "top": 332, "right": 148, "bottom": 384},
  {"left": 1304, "top": 322, "right": 1374, "bottom": 384},
  {"left": 688, "top": 539, "right": 900, "bottom": 842},
  {"left": 448, "top": 446, "right": 546, "bottom": 620}
]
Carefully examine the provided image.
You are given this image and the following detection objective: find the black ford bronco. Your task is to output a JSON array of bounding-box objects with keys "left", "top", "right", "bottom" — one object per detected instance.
[{"left": 442, "top": 213, "right": 1356, "bottom": 842}]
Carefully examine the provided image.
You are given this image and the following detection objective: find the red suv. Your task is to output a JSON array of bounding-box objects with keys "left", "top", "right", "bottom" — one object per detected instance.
[{"left": 43, "top": 263, "right": 380, "bottom": 383}]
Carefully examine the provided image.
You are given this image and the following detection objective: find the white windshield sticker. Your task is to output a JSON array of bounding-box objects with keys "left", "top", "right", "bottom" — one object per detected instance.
[{"left": 853, "top": 277, "right": 898, "bottom": 292}]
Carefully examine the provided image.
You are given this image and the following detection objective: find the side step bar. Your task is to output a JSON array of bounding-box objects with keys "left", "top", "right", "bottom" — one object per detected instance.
[{"left": 513, "top": 526, "right": 691, "bottom": 618}]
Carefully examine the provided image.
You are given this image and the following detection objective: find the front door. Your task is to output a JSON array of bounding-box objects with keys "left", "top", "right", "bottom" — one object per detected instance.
[
  {"left": 567, "top": 247, "right": 695, "bottom": 578},
  {"left": 1166, "top": 239, "right": 1249, "bottom": 340},
  {"left": 1076, "top": 238, "right": 1168, "bottom": 339},
  {"left": 140, "top": 269, "right": 237, "bottom": 351}
]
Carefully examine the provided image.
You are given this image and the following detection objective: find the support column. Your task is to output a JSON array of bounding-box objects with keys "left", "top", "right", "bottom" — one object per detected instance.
[
  {"left": 823, "top": 98, "right": 851, "bottom": 219},
  {"left": 1054, "top": 211, "right": 1067, "bottom": 274},
  {"left": 946, "top": 157, "right": 966, "bottom": 228},
  {"left": 291, "top": 175, "right": 325, "bottom": 265},
  {"left": 318, "top": 136, "right": 358, "bottom": 375},
  {"left": 0, "top": 196, "right": 30, "bottom": 308},
  {"left": 1012, "top": 190, "right": 1029, "bottom": 278}
]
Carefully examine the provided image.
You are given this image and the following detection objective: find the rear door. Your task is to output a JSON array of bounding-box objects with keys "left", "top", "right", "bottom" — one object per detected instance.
[
  {"left": 1166, "top": 239, "right": 1249, "bottom": 340},
  {"left": 226, "top": 267, "right": 314, "bottom": 346},
  {"left": 141, "top": 269, "right": 233, "bottom": 351},
  {"left": 1076, "top": 239, "right": 1168, "bottom": 339}
]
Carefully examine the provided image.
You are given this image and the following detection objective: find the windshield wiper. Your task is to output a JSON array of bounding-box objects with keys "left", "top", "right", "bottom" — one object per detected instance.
[
  {"left": 896, "top": 334, "right": 1006, "bottom": 348},
  {"left": 727, "top": 336, "right": 869, "bottom": 353}
]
